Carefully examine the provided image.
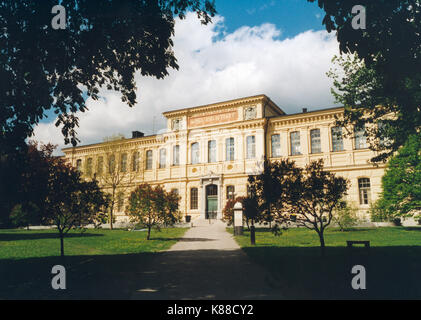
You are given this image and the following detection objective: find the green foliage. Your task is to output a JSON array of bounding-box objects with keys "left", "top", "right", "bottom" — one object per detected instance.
[
  {"left": 314, "top": 0, "right": 421, "bottom": 162},
  {"left": 376, "top": 134, "right": 421, "bottom": 218},
  {"left": 126, "top": 184, "right": 181, "bottom": 240},
  {"left": 250, "top": 159, "right": 349, "bottom": 248},
  {"left": 43, "top": 158, "right": 110, "bottom": 255},
  {"left": 369, "top": 200, "right": 391, "bottom": 222},
  {"left": 0, "top": 0, "right": 216, "bottom": 149},
  {"left": 332, "top": 201, "right": 360, "bottom": 231}
]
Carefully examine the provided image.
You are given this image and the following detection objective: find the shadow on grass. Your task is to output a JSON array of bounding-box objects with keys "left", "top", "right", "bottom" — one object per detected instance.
[
  {"left": 0, "top": 232, "right": 103, "bottom": 241},
  {"left": 241, "top": 245, "right": 421, "bottom": 299},
  {"left": 1, "top": 245, "right": 420, "bottom": 300}
]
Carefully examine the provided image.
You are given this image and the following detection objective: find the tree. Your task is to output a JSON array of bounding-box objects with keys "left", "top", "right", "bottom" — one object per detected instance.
[
  {"left": 376, "top": 134, "right": 421, "bottom": 219},
  {"left": 310, "top": 0, "right": 421, "bottom": 162},
  {"left": 0, "top": 0, "right": 216, "bottom": 150},
  {"left": 288, "top": 160, "right": 349, "bottom": 251},
  {"left": 44, "top": 158, "right": 109, "bottom": 256},
  {"left": 96, "top": 135, "right": 138, "bottom": 229},
  {"left": 125, "top": 184, "right": 181, "bottom": 240},
  {"left": 327, "top": 54, "right": 419, "bottom": 162},
  {"left": 251, "top": 159, "right": 349, "bottom": 251}
]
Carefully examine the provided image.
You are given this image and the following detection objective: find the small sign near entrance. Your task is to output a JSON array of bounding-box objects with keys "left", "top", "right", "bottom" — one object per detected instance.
[{"left": 233, "top": 202, "right": 243, "bottom": 236}]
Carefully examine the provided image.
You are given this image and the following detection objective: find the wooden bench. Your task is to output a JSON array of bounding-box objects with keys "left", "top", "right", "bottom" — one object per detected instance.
[{"left": 347, "top": 240, "right": 370, "bottom": 248}]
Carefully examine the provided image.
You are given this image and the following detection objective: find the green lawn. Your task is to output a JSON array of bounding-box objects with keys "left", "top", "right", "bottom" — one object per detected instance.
[
  {"left": 230, "top": 227, "right": 421, "bottom": 299},
  {"left": 0, "top": 227, "right": 187, "bottom": 299}
]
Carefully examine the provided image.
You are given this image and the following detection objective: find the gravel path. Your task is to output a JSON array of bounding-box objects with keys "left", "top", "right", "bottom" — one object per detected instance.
[{"left": 131, "top": 219, "right": 282, "bottom": 299}]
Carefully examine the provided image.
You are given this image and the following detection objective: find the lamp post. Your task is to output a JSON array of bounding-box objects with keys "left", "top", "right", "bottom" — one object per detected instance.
[{"left": 233, "top": 201, "right": 243, "bottom": 236}]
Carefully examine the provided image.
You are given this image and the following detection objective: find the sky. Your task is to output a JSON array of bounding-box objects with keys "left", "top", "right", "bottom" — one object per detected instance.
[{"left": 33, "top": 0, "right": 340, "bottom": 154}]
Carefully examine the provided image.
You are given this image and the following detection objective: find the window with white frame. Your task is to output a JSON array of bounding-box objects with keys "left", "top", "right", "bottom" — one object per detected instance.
[
  {"left": 271, "top": 134, "right": 281, "bottom": 157},
  {"left": 226, "top": 137, "right": 234, "bottom": 161},
  {"left": 159, "top": 148, "right": 166, "bottom": 169},
  {"left": 146, "top": 150, "right": 153, "bottom": 170},
  {"left": 290, "top": 131, "right": 301, "bottom": 155},
  {"left": 208, "top": 140, "right": 216, "bottom": 163},
  {"left": 310, "top": 129, "right": 321, "bottom": 154},
  {"left": 246, "top": 135, "right": 256, "bottom": 159},
  {"left": 358, "top": 178, "right": 371, "bottom": 205},
  {"left": 191, "top": 142, "right": 200, "bottom": 164},
  {"left": 173, "top": 145, "right": 180, "bottom": 166},
  {"left": 331, "top": 126, "right": 344, "bottom": 152},
  {"left": 355, "top": 124, "right": 368, "bottom": 149}
]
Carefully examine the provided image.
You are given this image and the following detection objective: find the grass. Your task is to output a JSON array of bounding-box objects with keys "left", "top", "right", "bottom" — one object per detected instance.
[
  {"left": 0, "top": 227, "right": 187, "bottom": 299},
  {"left": 230, "top": 226, "right": 421, "bottom": 299}
]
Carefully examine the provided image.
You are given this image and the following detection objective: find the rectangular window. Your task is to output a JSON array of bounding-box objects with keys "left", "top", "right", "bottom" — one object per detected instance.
[
  {"left": 226, "top": 137, "right": 234, "bottom": 161},
  {"left": 208, "top": 140, "right": 216, "bottom": 163},
  {"left": 108, "top": 155, "right": 115, "bottom": 173},
  {"left": 173, "top": 145, "right": 180, "bottom": 166},
  {"left": 76, "top": 159, "right": 82, "bottom": 172},
  {"left": 226, "top": 185, "right": 235, "bottom": 200},
  {"left": 355, "top": 124, "right": 368, "bottom": 149},
  {"left": 132, "top": 152, "right": 139, "bottom": 172},
  {"left": 97, "top": 156, "right": 103, "bottom": 176},
  {"left": 86, "top": 158, "right": 93, "bottom": 176},
  {"left": 246, "top": 136, "right": 256, "bottom": 159},
  {"left": 358, "top": 178, "right": 371, "bottom": 205},
  {"left": 120, "top": 153, "right": 127, "bottom": 172},
  {"left": 117, "top": 192, "right": 124, "bottom": 212},
  {"left": 310, "top": 129, "right": 321, "bottom": 154},
  {"left": 271, "top": 134, "right": 281, "bottom": 158},
  {"left": 146, "top": 150, "right": 153, "bottom": 170},
  {"left": 190, "top": 188, "right": 198, "bottom": 209},
  {"left": 290, "top": 131, "right": 301, "bottom": 155},
  {"left": 191, "top": 143, "right": 200, "bottom": 164},
  {"left": 331, "top": 127, "right": 344, "bottom": 152},
  {"left": 159, "top": 148, "right": 166, "bottom": 169}
]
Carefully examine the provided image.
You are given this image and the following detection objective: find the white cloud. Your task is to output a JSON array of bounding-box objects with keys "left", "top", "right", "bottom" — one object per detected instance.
[{"left": 32, "top": 12, "right": 340, "bottom": 154}]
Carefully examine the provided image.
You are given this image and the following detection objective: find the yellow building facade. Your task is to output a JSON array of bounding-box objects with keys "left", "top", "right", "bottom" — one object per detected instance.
[{"left": 62, "top": 95, "right": 385, "bottom": 222}]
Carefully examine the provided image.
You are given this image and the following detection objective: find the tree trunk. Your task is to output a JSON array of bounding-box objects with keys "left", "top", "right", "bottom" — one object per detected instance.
[
  {"left": 147, "top": 225, "right": 151, "bottom": 240},
  {"left": 318, "top": 231, "right": 325, "bottom": 256},
  {"left": 59, "top": 232, "right": 64, "bottom": 257},
  {"left": 250, "top": 219, "right": 256, "bottom": 245},
  {"left": 110, "top": 189, "right": 115, "bottom": 230}
]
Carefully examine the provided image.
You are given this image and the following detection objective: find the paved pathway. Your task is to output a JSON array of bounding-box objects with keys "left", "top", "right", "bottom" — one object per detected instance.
[{"left": 131, "top": 219, "right": 282, "bottom": 299}]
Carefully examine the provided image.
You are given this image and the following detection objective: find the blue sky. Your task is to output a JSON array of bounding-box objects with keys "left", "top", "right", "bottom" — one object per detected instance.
[{"left": 214, "top": 0, "right": 325, "bottom": 38}]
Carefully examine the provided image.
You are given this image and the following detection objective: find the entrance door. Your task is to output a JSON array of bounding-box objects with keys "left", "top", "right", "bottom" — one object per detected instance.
[{"left": 205, "top": 184, "right": 218, "bottom": 219}]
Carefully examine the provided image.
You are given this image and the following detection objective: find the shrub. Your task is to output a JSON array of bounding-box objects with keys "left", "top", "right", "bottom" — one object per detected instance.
[{"left": 332, "top": 201, "right": 360, "bottom": 231}]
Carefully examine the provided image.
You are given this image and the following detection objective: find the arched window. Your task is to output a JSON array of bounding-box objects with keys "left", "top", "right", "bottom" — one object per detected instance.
[
  {"left": 146, "top": 150, "right": 153, "bottom": 170},
  {"left": 190, "top": 188, "right": 198, "bottom": 209},
  {"left": 358, "top": 178, "right": 371, "bottom": 205}
]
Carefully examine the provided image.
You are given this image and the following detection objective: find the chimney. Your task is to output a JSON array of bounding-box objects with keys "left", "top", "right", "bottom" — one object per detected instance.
[
  {"left": 132, "top": 131, "right": 144, "bottom": 138},
  {"left": 302, "top": 108, "right": 308, "bottom": 113}
]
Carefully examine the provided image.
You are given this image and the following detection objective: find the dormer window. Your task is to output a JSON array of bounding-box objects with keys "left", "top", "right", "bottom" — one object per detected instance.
[{"left": 172, "top": 118, "right": 182, "bottom": 131}]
